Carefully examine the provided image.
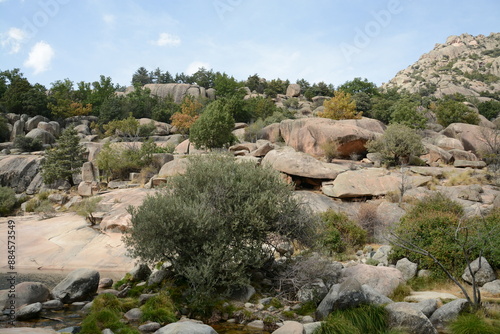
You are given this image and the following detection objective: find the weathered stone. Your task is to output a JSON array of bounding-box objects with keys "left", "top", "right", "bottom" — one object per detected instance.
[
  {"left": 454, "top": 159, "right": 486, "bottom": 168},
  {"left": 421, "top": 143, "right": 453, "bottom": 164},
  {"left": 148, "top": 269, "right": 169, "bottom": 286},
  {"left": 386, "top": 302, "right": 437, "bottom": 334},
  {"left": 16, "top": 302, "right": 43, "bottom": 320},
  {"left": 262, "top": 147, "right": 347, "bottom": 179},
  {"left": 26, "top": 128, "right": 55, "bottom": 145},
  {"left": 396, "top": 258, "right": 418, "bottom": 281},
  {"left": 0, "top": 282, "right": 50, "bottom": 310},
  {"left": 144, "top": 83, "right": 207, "bottom": 103},
  {"left": 410, "top": 299, "right": 438, "bottom": 318},
  {"left": 261, "top": 123, "right": 281, "bottom": 142},
  {"left": 42, "top": 299, "right": 64, "bottom": 309},
  {"left": 462, "top": 256, "right": 496, "bottom": 286},
  {"left": 303, "top": 322, "right": 322, "bottom": 334},
  {"left": 250, "top": 142, "right": 275, "bottom": 157},
  {"left": 10, "top": 119, "right": 25, "bottom": 140},
  {"left": 26, "top": 115, "right": 49, "bottom": 132},
  {"left": 129, "top": 263, "right": 151, "bottom": 282},
  {"left": 157, "top": 321, "right": 218, "bottom": 334},
  {"left": 247, "top": 320, "right": 265, "bottom": 330},
  {"left": 124, "top": 307, "right": 143, "bottom": 321},
  {"left": 279, "top": 117, "right": 383, "bottom": 158},
  {"left": 404, "top": 291, "right": 458, "bottom": 303},
  {"left": 371, "top": 245, "right": 392, "bottom": 266},
  {"left": 429, "top": 299, "right": 469, "bottom": 330},
  {"left": 158, "top": 157, "right": 190, "bottom": 177},
  {"left": 0, "top": 155, "right": 43, "bottom": 193},
  {"left": 480, "top": 279, "right": 500, "bottom": 295},
  {"left": 52, "top": 268, "right": 100, "bottom": 303},
  {"left": 322, "top": 169, "right": 431, "bottom": 198},
  {"left": 442, "top": 123, "right": 493, "bottom": 154},
  {"left": 448, "top": 149, "right": 478, "bottom": 161},
  {"left": 297, "top": 279, "right": 328, "bottom": 304},
  {"left": 316, "top": 278, "right": 366, "bottom": 319},
  {"left": 138, "top": 322, "right": 162, "bottom": 332},
  {"left": 99, "top": 278, "right": 114, "bottom": 289},
  {"left": 342, "top": 263, "right": 404, "bottom": 296},
  {"left": 286, "top": 84, "right": 301, "bottom": 97},
  {"left": 272, "top": 321, "right": 304, "bottom": 334}
]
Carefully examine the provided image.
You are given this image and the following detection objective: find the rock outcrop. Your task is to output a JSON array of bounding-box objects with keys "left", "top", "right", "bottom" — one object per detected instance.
[
  {"left": 279, "top": 117, "right": 383, "bottom": 158},
  {"left": 383, "top": 33, "right": 500, "bottom": 98}
]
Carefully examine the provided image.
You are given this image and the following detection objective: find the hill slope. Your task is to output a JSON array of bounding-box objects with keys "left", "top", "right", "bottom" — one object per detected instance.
[{"left": 383, "top": 33, "right": 500, "bottom": 99}]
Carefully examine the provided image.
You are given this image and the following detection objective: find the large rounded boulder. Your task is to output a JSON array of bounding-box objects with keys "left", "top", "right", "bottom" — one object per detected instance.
[{"left": 52, "top": 268, "right": 100, "bottom": 303}]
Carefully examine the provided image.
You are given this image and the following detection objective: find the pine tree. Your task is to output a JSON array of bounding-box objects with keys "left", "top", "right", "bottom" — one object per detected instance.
[{"left": 41, "top": 127, "right": 86, "bottom": 186}]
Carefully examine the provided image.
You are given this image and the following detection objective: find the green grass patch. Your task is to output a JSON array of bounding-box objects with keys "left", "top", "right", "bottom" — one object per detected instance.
[
  {"left": 314, "top": 304, "right": 403, "bottom": 334},
  {"left": 295, "top": 301, "right": 317, "bottom": 316},
  {"left": 80, "top": 294, "right": 140, "bottom": 334},
  {"left": 448, "top": 312, "right": 500, "bottom": 334},
  {"left": 140, "top": 293, "right": 177, "bottom": 324},
  {"left": 388, "top": 283, "right": 412, "bottom": 302}
]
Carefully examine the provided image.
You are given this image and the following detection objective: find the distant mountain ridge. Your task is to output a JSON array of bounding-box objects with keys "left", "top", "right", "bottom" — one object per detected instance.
[{"left": 383, "top": 32, "right": 500, "bottom": 100}]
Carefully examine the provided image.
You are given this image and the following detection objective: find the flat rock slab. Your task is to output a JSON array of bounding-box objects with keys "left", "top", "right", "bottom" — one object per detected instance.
[
  {"left": 0, "top": 213, "right": 134, "bottom": 272},
  {"left": 262, "top": 147, "right": 347, "bottom": 179},
  {"left": 322, "top": 168, "right": 431, "bottom": 198},
  {"left": 404, "top": 291, "right": 458, "bottom": 302}
]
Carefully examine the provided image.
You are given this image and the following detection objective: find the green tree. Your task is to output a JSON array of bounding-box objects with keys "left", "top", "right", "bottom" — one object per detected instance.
[
  {"left": 319, "top": 91, "right": 361, "bottom": 120},
  {"left": 131, "top": 66, "right": 152, "bottom": 86},
  {"left": 0, "top": 116, "right": 9, "bottom": 142},
  {"left": 124, "top": 155, "right": 316, "bottom": 307},
  {"left": 478, "top": 100, "right": 500, "bottom": 120},
  {"left": 390, "top": 97, "right": 427, "bottom": 129},
  {"left": 213, "top": 72, "right": 244, "bottom": 98},
  {"left": 367, "top": 123, "right": 425, "bottom": 165},
  {"left": 191, "top": 67, "right": 215, "bottom": 88},
  {"left": 337, "top": 77, "right": 379, "bottom": 96},
  {"left": 436, "top": 99, "right": 479, "bottom": 127},
  {"left": 320, "top": 210, "right": 367, "bottom": 254},
  {"left": 41, "top": 127, "right": 87, "bottom": 186},
  {"left": 0, "top": 186, "right": 16, "bottom": 216},
  {"left": 189, "top": 100, "right": 235, "bottom": 149},
  {"left": 246, "top": 74, "right": 267, "bottom": 94},
  {"left": 264, "top": 78, "right": 289, "bottom": 98}
]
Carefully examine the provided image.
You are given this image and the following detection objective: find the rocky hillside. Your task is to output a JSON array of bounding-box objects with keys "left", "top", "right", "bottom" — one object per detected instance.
[{"left": 383, "top": 33, "right": 500, "bottom": 99}]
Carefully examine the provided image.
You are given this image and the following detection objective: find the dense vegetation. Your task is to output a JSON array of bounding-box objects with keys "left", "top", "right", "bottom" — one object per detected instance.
[{"left": 124, "top": 155, "right": 317, "bottom": 311}]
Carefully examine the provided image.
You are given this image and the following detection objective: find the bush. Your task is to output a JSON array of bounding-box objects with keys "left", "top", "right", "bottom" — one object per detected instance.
[
  {"left": 321, "top": 140, "right": 340, "bottom": 162},
  {"left": 189, "top": 100, "right": 236, "bottom": 149},
  {"left": 13, "top": 135, "right": 43, "bottom": 152},
  {"left": 72, "top": 196, "right": 102, "bottom": 225},
  {"left": 318, "top": 91, "right": 361, "bottom": 120},
  {"left": 320, "top": 210, "right": 367, "bottom": 254},
  {"left": 244, "top": 119, "right": 265, "bottom": 142},
  {"left": 0, "top": 116, "right": 9, "bottom": 142},
  {"left": 357, "top": 203, "right": 381, "bottom": 241},
  {"left": 389, "top": 97, "right": 427, "bottom": 129},
  {"left": 478, "top": 100, "right": 500, "bottom": 121},
  {"left": 389, "top": 193, "right": 466, "bottom": 277},
  {"left": 124, "top": 155, "right": 317, "bottom": 309},
  {"left": 436, "top": 99, "right": 479, "bottom": 127},
  {"left": 366, "top": 123, "right": 425, "bottom": 165},
  {"left": 0, "top": 186, "right": 16, "bottom": 216}
]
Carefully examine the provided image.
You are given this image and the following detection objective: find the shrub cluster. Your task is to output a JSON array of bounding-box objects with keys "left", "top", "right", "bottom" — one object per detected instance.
[{"left": 319, "top": 210, "right": 367, "bottom": 254}]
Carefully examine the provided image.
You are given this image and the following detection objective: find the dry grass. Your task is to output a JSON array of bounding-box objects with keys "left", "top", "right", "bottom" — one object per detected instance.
[{"left": 444, "top": 169, "right": 489, "bottom": 186}]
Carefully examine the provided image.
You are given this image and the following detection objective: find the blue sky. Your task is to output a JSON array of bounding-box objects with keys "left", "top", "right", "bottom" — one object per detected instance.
[{"left": 1, "top": 0, "right": 499, "bottom": 89}]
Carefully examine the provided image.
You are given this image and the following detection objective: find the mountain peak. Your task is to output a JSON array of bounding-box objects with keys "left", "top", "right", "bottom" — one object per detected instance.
[{"left": 383, "top": 32, "right": 500, "bottom": 100}]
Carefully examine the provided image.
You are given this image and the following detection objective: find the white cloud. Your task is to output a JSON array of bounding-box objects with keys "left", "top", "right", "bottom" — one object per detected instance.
[
  {"left": 1, "top": 27, "right": 27, "bottom": 53},
  {"left": 152, "top": 32, "right": 180, "bottom": 47},
  {"left": 103, "top": 14, "right": 115, "bottom": 25},
  {"left": 186, "top": 61, "right": 211, "bottom": 75},
  {"left": 24, "top": 41, "right": 55, "bottom": 74}
]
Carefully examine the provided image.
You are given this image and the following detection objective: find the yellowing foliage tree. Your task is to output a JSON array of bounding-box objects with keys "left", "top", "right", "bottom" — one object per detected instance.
[
  {"left": 318, "top": 91, "right": 361, "bottom": 120},
  {"left": 170, "top": 95, "right": 203, "bottom": 134}
]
